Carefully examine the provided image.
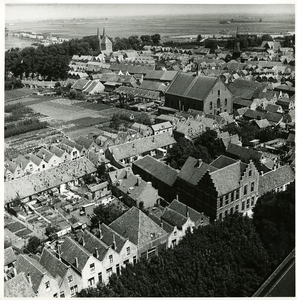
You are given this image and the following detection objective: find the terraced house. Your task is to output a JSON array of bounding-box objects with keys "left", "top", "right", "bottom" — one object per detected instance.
[{"left": 177, "top": 155, "right": 260, "bottom": 221}]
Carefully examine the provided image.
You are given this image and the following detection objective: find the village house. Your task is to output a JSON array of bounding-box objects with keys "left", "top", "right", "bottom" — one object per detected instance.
[
  {"left": 12, "top": 155, "right": 36, "bottom": 176},
  {"left": 132, "top": 155, "right": 178, "bottom": 202},
  {"left": 39, "top": 248, "right": 83, "bottom": 297},
  {"left": 165, "top": 73, "right": 233, "bottom": 114},
  {"left": 25, "top": 153, "right": 47, "bottom": 173},
  {"left": 219, "top": 131, "right": 242, "bottom": 149},
  {"left": 174, "top": 118, "right": 206, "bottom": 140},
  {"left": 258, "top": 165, "right": 295, "bottom": 196},
  {"left": 4, "top": 160, "right": 24, "bottom": 181},
  {"left": 86, "top": 181, "right": 110, "bottom": 200},
  {"left": 177, "top": 155, "right": 260, "bottom": 221},
  {"left": 109, "top": 206, "right": 168, "bottom": 260},
  {"left": 60, "top": 138, "right": 86, "bottom": 159},
  {"left": 4, "top": 272, "right": 36, "bottom": 298},
  {"left": 15, "top": 254, "right": 60, "bottom": 297},
  {"left": 49, "top": 145, "right": 70, "bottom": 164},
  {"left": 4, "top": 246, "right": 17, "bottom": 281},
  {"left": 76, "top": 136, "right": 101, "bottom": 153},
  {"left": 226, "top": 143, "right": 264, "bottom": 164},
  {"left": 105, "top": 132, "right": 176, "bottom": 168},
  {"left": 151, "top": 121, "right": 173, "bottom": 136},
  {"left": 59, "top": 236, "right": 104, "bottom": 289},
  {"left": 36, "top": 148, "right": 60, "bottom": 168},
  {"left": 93, "top": 223, "right": 138, "bottom": 267},
  {"left": 131, "top": 122, "right": 153, "bottom": 137},
  {"left": 108, "top": 167, "right": 159, "bottom": 209}
]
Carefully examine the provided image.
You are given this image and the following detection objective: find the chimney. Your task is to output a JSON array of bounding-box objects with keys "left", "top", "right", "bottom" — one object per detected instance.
[
  {"left": 74, "top": 257, "right": 78, "bottom": 268},
  {"left": 176, "top": 193, "right": 179, "bottom": 201},
  {"left": 160, "top": 220, "right": 163, "bottom": 229},
  {"left": 198, "top": 159, "right": 202, "bottom": 167},
  {"left": 136, "top": 174, "right": 141, "bottom": 186},
  {"left": 186, "top": 205, "right": 190, "bottom": 218},
  {"left": 42, "top": 153, "right": 45, "bottom": 161},
  {"left": 112, "top": 234, "right": 117, "bottom": 250},
  {"left": 27, "top": 273, "right": 32, "bottom": 287},
  {"left": 95, "top": 247, "right": 99, "bottom": 259},
  {"left": 103, "top": 28, "right": 106, "bottom": 37},
  {"left": 98, "top": 223, "right": 102, "bottom": 239},
  {"left": 82, "top": 237, "right": 85, "bottom": 247},
  {"left": 260, "top": 171, "right": 264, "bottom": 176},
  {"left": 57, "top": 245, "right": 61, "bottom": 260}
]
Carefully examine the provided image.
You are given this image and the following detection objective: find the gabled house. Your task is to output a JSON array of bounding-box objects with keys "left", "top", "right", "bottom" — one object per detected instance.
[
  {"left": 177, "top": 155, "right": 260, "bottom": 221},
  {"left": 151, "top": 121, "right": 173, "bottom": 136},
  {"left": 25, "top": 153, "right": 47, "bottom": 172},
  {"left": 174, "top": 118, "right": 206, "bottom": 140},
  {"left": 36, "top": 148, "right": 60, "bottom": 168},
  {"left": 226, "top": 143, "right": 264, "bottom": 164},
  {"left": 109, "top": 206, "right": 168, "bottom": 259},
  {"left": 13, "top": 155, "right": 36, "bottom": 176},
  {"left": 4, "top": 160, "right": 24, "bottom": 181},
  {"left": 39, "top": 248, "right": 83, "bottom": 298},
  {"left": 131, "top": 122, "right": 153, "bottom": 137},
  {"left": 4, "top": 246, "right": 17, "bottom": 280},
  {"left": 76, "top": 136, "right": 100, "bottom": 153},
  {"left": 4, "top": 272, "right": 36, "bottom": 298},
  {"left": 15, "top": 254, "right": 60, "bottom": 297},
  {"left": 60, "top": 138, "right": 86, "bottom": 159},
  {"left": 49, "top": 145, "right": 70, "bottom": 164},
  {"left": 94, "top": 223, "right": 138, "bottom": 267},
  {"left": 59, "top": 236, "right": 102, "bottom": 289}
]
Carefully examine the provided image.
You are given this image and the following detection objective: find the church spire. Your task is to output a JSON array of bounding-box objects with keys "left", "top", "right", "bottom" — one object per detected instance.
[{"left": 97, "top": 28, "right": 101, "bottom": 52}]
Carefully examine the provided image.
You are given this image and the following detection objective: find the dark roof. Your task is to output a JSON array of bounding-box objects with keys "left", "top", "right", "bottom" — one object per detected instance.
[
  {"left": 210, "top": 155, "right": 239, "bottom": 169},
  {"left": 109, "top": 206, "right": 168, "bottom": 247},
  {"left": 168, "top": 199, "right": 206, "bottom": 224},
  {"left": 4, "top": 272, "right": 36, "bottom": 298},
  {"left": 161, "top": 206, "right": 188, "bottom": 229},
  {"left": 76, "top": 136, "right": 93, "bottom": 149},
  {"left": 166, "top": 73, "right": 218, "bottom": 101},
  {"left": 144, "top": 70, "right": 165, "bottom": 80},
  {"left": 15, "top": 254, "right": 50, "bottom": 294},
  {"left": 72, "top": 79, "right": 90, "bottom": 90},
  {"left": 36, "top": 148, "right": 54, "bottom": 163},
  {"left": 132, "top": 155, "right": 178, "bottom": 186},
  {"left": 49, "top": 145, "right": 66, "bottom": 158},
  {"left": 60, "top": 236, "right": 91, "bottom": 272},
  {"left": 287, "top": 133, "right": 295, "bottom": 143},
  {"left": 4, "top": 246, "right": 17, "bottom": 266},
  {"left": 243, "top": 109, "right": 266, "bottom": 120},
  {"left": 258, "top": 165, "right": 295, "bottom": 195},
  {"left": 266, "top": 111, "right": 283, "bottom": 123},
  {"left": 226, "top": 143, "right": 263, "bottom": 162},
  {"left": 140, "top": 80, "right": 166, "bottom": 92},
  {"left": 61, "top": 138, "right": 84, "bottom": 152},
  {"left": 228, "top": 79, "right": 266, "bottom": 100},
  {"left": 178, "top": 156, "right": 217, "bottom": 185},
  {"left": 39, "top": 248, "right": 69, "bottom": 284}
]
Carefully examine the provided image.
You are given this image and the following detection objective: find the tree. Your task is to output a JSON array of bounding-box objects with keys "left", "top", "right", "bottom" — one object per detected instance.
[
  {"left": 25, "top": 236, "right": 41, "bottom": 254},
  {"left": 261, "top": 34, "right": 273, "bottom": 42},
  {"left": 90, "top": 204, "right": 123, "bottom": 229},
  {"left": 197, "top": 35, "right": 202, "bottom": 42},
  {"left": 151, "top": 34, "right": 161, "bottom": 46},
  {"left": 140, "top": 35, "right": 153, "bottom": 46}
]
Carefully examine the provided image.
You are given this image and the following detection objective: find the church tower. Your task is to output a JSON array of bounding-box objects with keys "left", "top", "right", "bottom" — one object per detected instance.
[
  {"left": 97, "top": 28, "right": 101, "bottom": 52},
  {"left": 232, "top": 27, "right": 241, "bottom": 61},
  {"left": 100, "top": 28, "right": 113, "bottom": 54}
]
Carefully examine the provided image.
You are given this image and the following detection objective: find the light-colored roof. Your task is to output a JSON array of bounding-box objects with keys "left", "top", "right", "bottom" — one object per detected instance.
[
  {"left": 4, "top": 246, "right": 17, "bottom": 266},
  {"left": 151, "top": 121, "right": 172, "bottom": 131},
  {"left": 5, "top": 157, "right": 96, "bottom": 203},
  {"left": 108, "top": 132, "right": 176, "bottom": 161}
]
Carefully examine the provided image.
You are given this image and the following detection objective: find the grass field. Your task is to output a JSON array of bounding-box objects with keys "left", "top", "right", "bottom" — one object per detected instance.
[
  {"left": 73, "top": 102, "right": 111, "bottom": 111},
  {"left": 6, "top": 95, "right": 57, "bottom": 106},
  {"left": 5, "top": 88, "right": 34, "bottom": 101}
]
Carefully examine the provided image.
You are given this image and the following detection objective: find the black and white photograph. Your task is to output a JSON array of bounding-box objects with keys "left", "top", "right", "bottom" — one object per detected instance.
[{"left": 3, "top": 1, "right": 295, "bottom": 298}]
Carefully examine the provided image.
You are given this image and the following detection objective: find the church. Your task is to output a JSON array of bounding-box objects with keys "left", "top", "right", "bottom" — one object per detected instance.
[{"left": 97, "top": 28, "right": 113, "bottom": 54}]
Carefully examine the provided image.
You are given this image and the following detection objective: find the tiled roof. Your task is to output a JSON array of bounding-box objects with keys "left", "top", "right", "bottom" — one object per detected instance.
[
  {"left": 4, "top": 272, "right": 36, "bottom": 298},
  {"left": 108, "top": 132, "right": 176, "bottom": 161},
  {"left": 148, "top": 212, "right": 174, "bottom": 233},
  {"left": 83, "top": 81, "right": 104, "bottom": 93},
  {"left": 258, "top": 165, "right": 295, "bottom": 195},
  {"left": 87, "top": 181, "right": 108, "bottom": 192},
  {"left": 72, "top": 79, "right": 90, "bottom": 90},
  {"left": 144, "top": 70, "right": 165, "bottom": 80},
  {"left": 226, "top": 144, "right": 263, "bottom": 162},
  {"left": 39, "top": 248, "right": 69, "bottom": 285},
  {"left": 160, "top": 71, "right": 178, "bottom": 81},
  {"left": 115, "top": 85, "right": 160, "bottom": 100},
  {"left": 233, "top": 98, "right": 253, "bottom": 107},
  {"left": 178, "top": 156, "right": 217, "bottom": 186},
  {"left": 36, "top": 148, "right": 54, "bottom": 163},
  {"left": 5, "top": 157, "right": 96, "bottom": 203},
  {"left": 98, "top": 223, "right": 128, "bottom": 253},
  {"left": 210, "top": 155, "right": 239, "bottom": 169},
  {"left": 151, "top": 121, "right": 172, "bottom": 132},
  {"left": 168, "top": 199, "right": 206, "bottom": 223},
  {"left": 161, "top": 206, "right": 188, "bottom": 229},
  {"left": 109, "top": 206, "right": 168, "bottom": 247},
  {"left": 76, "top": 136, "right": 93, "bottom": 149},
  {"left": 132, "top": 155, "right": 178, "bottom": 186},
  {"left": 243, "top": 109, "right": 266, "bottom": 120},
  {"left": 166, "top": 73, "right": 218, "bottom": 101},
  {"left": 15, "top": 254, "right": 49, "bottom": 294},
  {"left": 255, "top": 119, "right": 271, "bottom": 129},
  {"left": 5, "top": 160, "right": 18, "bottom": 173},
  {"left": 140, "top": 80, "right": 165, "bottom": 92},
  {"left": 61, "top": 138, "right": 84, "bottom": 152},
  {"left": 60, "top": 236, "right": 91, "bottom": 272},
  {"left": 14, "top": 155, "right": 30, "bottom": 170},
  {"left": 49, "top": 145, "right": 66, "bottom": 158},
  {"left": 4, "top": 246, "right": 17, "bottom": 266},
  {"left": 228, "top": 79, "right": 267, "bottom": 100},
  {"left": 79, "top": 230, "right": 110, "bottom": 261},
  {"left": 25, "top": 153, "right": 43, "bottom": 166},
  {"left": 266, "top": 111, "right": 283, "bottom": 123}
]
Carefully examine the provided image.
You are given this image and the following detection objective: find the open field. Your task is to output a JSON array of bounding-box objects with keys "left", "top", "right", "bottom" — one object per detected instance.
[
  {"left": 6, "top": 94, "right": 57, "bottom": 106},
  {"left": 5, "top": 88, "right": 35, "bottom": 101}
]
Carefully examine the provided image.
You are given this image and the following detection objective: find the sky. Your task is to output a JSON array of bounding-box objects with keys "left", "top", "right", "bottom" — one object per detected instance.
[{"left": 5, "top": 2, "right": 296, "bottom": 22}]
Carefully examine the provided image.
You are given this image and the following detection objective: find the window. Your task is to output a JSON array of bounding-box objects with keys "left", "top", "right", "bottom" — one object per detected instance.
[
  {"left": 219, "top": 198, "right": 223, "bottom": 207},
  {"left": 88, "top": 277, "right": 95, "bottom": 287},
  {"left": 251, "top": 182, "right": 255, "bottom": 192},
  {"left": 247, "top": 198, "right": 250, "bottom": 209},
  {"left": 126, "top": 246, "right": 130, "bottom": 255},
  {"left": 218, "top": 90, "right": 220, "bottom": 96},
  {"left": 68, "top": 275, "right": 73, "bottom": 283},
  {"left": 242, "top": 201, "right": 245, "bottom": 211},
  {"left": 42, "top": 164, "right": 46, "bottom": 169},
  {"left": 98, "top": 272, "right": 102, "bottom": 284},
  {"left": 109, "top": 255, "right": 113, "bottom": 263},
  {"left": 29, "top": 164, "right": 33, "bottom": 171},
  {"left": 249, "top": 170, "right": 252, "bottom": 177},
  {"left": 231, "top": 192, "right": 234, "bottom": 202},
  {"left": 147, "top": 247, "right": 156, "bottom": 259},
  {"left": 244, "top": 185, "right": 248, "bottom": 195},
  {"left": 106, "top": 267, "right": 113, "bottom": 277},
  {"left": 74, "top": 285, "right": 78, "bottom": 294},
  {"left": 116, "top": 264, "right": 120, "bottom": 276},
  {"left": 235, "top": 205, "right": 239, "bottom": 211},
  {"left": 172, "top": 239, "right": 177, "bottom": 247},
  {"left": 219, "top": 213, "right": 222, "bottom": 220},
  {"left": 230, "top": 207, "right": 234, "bottom": 214},
  {"left": 174, "top": 231, "right": 177, "bottom": 236},
  {"left": 70, "top": 286, "right": 75, "bottom": 296},
  {"left": 53, "top": 293, "right": 58, "bottom": 298},
  {"left": 45, "top": 281, "right": 50, "bottom": 290},
  {"left": 225, "top": 98, "right": 227, "bottom": 106},
  {"left": 217, "top": 98, "right": 220, "bottom": 108},
  {"left": 225, "top": 210, "right": 228, "bottom": 217},
  {"left": 124, "top": 259, "right": 129, "bottom": 265},
  {"left": 60, "top": 291, "right": 65, "bottom": 298},
  {"left": 17, "top": 169, "right": 20, "bottom": 175},
  {"left": 236, "top": 190, "right": 239, "bottom": 199},
  {"left": 90, "top": 263, "right": 95, "bottom": 271},
  {"left": 133, "top": 256, "right": 137, "bottom": 265},
  {"left": 210, "top": 101, "right": 213, "bottom": 110}
]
